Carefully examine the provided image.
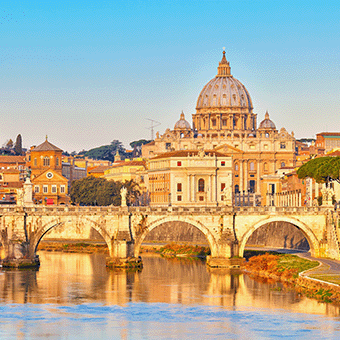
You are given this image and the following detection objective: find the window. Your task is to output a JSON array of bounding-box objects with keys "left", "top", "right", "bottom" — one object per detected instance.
[
  {"left": 60, "top": 185, "right": 65, "bottom": 194},
  {"left": 199, "top": 196, "right": 204, "bottom": 201},
  {"left": 249, "top": 162, "right": 255, "bottom": 171},
  {"left": 265, "top": 133, "right": 269, "bottom": 138},
  {"left": 198, "top": 178, "right": 205, "bottom": 192},
  {"left": 281, "top": 162, "right": 285, "bottom": 168},
  {"left": 177, "top": 195, "right": 182, "bottom": 201},
  {"left": 34, "top": 185, "right": 39, "bottom": 193},
  {"left": 221, "top": 183, "right": 226, "bottom": 191},
  {"left": 43, "top": 185, "right": 48, "bottom": 193},
  {"left": 221, "top": 161, "right": 225, "bottom": 166},
  {"left": 56, "top": 157, "right": 59, "bottom": 166},
  {"left": 177, "top": 183, "right": 182, "bottom": 192},
  {"left": 51, "top": 185, "right": 57, "bottom": 193},
  {"left": 280, "top": 142, "right": 286, "bottom": 149},
  {"left": 222, "top": 119, "right": 227, "bottom": 126},
  {"left": 165, "top": 143, "right": 171, "bottom": 150},
  {"left": 235, "top": 185, "right": 240, "bottom": 193},
  {"left": 43, "top": 157, "right": 50, "bottom": 167},
  {"left": 34, "top": 158, "right": 37, "bottom": 166},
  {"left": 264, "top": 162, "right": 268, "bottom": 171},
  {"left": 235, "top": 163, "right": 239, "bottom": 171},
  {"left": 249, "top": 180, "right": 256, "bottom": 193},
  {"left": 177, "top": 161, "right": 182, "bottom": 166},
  {"left": 212, "top": 119, "right": 216, "bottom": 127}
]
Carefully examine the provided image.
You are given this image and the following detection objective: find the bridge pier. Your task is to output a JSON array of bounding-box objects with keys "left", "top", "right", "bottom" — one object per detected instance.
[
  {"left": 106, "top": 240, "right": 142, "bottom": 269},
  {"left": 206, "top": 240, "right": 243, "bottom": 268},
  {"left": 0, "top": 240, "right": 40, "bottom": 269}
]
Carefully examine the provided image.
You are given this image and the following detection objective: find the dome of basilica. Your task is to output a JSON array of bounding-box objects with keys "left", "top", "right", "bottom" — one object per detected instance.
[
  {"left": 174, "top": 112, "right": 191, "bottom": 130},
  {"left": 258, "top": 111, "right": 276, "bottom": 130},
  {"left": 196, "top": 51, "right": 253, "bottom": 111}
]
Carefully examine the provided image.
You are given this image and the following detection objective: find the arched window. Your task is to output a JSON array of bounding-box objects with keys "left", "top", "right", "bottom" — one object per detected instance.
[
  {"left": 198, "top": 178, "right": 205, "bottom": 192},
  {"left": 235, "top": 163, "right": 239, "bottom": 171},
  {"left": 43, "top": 157, "right": 50, "bottom": 167},
  {"left": 249, "top": 162, "right": 255, "bottom": 171},
  {"left": 281, "top": 162, "right": 285, "bottom": 168}
]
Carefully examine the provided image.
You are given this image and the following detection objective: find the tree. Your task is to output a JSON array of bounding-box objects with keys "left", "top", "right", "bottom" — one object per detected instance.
[
  {"left": 4, "top": 139, "right": 13, "bottom": 150},
  {"left": 129, "top": 139, "right": 153, "bottom": 149},
  {"left": 130, "top": 139, "right": 153, "bottom": 158},
  {"left": 70, "top": 176, "right": 141, "bottom": 206},
  {"left": 14, "top": 134, "right": 23, "bottom": 155},
  {"left": 84, "top": 140, "right": 126, "bottom": 162},
  {"left": 297, "top": 156, "right": 340, "bottom": 186}
]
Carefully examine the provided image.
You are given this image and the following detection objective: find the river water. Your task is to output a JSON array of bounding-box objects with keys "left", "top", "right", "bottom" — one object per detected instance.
[{"left": 1, "top": 251, "right": 340, "bottom": 339}]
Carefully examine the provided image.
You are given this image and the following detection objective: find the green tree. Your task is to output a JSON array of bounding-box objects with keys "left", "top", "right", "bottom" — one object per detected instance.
[
  {"left": 129, "top": 139, "right": 153, "bottom": 149},
  {"left": 297, "top": 156, "right": 340, "bottom": 186},
  {"left": 70, "top": 176, "right": 141, "bottom": 206},
  {"left": 14, "top": 134, "right": 23, "bottom": 155},
  {"left": 84, "top": 140, "right": 126, "bottom": 162}
]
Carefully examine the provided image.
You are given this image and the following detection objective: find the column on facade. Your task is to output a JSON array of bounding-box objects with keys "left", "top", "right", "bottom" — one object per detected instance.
[
  {"left": 315, "top": 182, "right": 319, "bottom": 198},
  {"left": 244, "top": 161, "right": 248, "bottom": 193},
  {"left": 298, "top": 191, "right": 302, "bottom": 206},
  {"left": 309, "top": 179, "right": 313, "bottom": 206},
  {"left": 239, "top": 161, "right": 243, "bottom": 192},
  {"left": 257, "top": 160, "right": 261, "bottom": 194},
  {"left": 212, "top": 174, "right": 216, "bottom": 203},
  {"left": 187, "top": 175, "right": 191, "bottom": 202},
  {"left": 192, "top": 175, "right": 196, "bottom": 202}
]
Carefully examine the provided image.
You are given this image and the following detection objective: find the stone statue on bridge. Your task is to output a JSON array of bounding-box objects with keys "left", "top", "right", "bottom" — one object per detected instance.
[
  {"left": 222, "top": 185, "right": 232, "bottom": 206},
  {"left": 321, "top": 186, "right": 335, "bottom": 206},
  {"left": 120, "top": 186, "right": 127, "bottom": 207}
]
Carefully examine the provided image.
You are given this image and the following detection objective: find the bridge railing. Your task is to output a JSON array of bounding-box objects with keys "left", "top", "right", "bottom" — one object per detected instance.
[{"left": 0, "top": 204, "right": 334, "bottom": 215}]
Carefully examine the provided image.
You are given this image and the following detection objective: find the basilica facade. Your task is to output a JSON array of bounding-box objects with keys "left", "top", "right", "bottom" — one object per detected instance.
[{"left": 143, "top": 51, "right": 296, "bottom": 204}]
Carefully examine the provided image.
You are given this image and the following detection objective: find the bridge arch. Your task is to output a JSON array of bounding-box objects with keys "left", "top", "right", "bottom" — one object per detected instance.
[
  {"left": 29, "top": 217, "right": 113, "bottom": 257},
  {"left": 134, "top": 216, "right": 219, "bottom": 257},
  {"left": 238, "top": 216, "right": 320, "bottom": 257}
]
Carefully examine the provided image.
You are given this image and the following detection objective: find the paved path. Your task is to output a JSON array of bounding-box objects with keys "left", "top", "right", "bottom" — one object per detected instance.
[
  {"left": 245, "top": 246, "right": 340, "bottom": 285},
  {"left": 298, "top": 252, "right": 340, "bottom": 285}
]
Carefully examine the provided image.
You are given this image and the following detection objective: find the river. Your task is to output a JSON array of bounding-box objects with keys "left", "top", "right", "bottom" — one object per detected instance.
[{"left": 1, "top": 251, "right": 340, "bottom": 339}]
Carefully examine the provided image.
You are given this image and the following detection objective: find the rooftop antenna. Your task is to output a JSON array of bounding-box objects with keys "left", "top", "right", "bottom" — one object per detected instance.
[{"left": 146, "top": 119, "right": 161, "bottom": 140}]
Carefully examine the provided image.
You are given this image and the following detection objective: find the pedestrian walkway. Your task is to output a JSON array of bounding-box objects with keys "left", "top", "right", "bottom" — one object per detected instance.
[{"left": 299, "top": 253, "right": 340, "bottom": 286}]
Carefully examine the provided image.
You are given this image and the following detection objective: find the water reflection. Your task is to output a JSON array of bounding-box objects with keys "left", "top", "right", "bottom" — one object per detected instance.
[{"left": 0, "top": 251, "right": 339, "bottom": 318}]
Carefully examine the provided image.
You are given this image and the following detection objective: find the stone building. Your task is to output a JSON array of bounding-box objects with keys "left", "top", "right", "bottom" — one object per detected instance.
[
  {"left": 316, "top": 132, "right": 340, "bottom": 153},
  {"left": 147, "top": 150, "right": 232, "bottom": 207},
  {"left": 143, "top": 51, "right": 296, "bottom": 201},
  {"left": 28, "top": 138, "right": 69, "bottom": 205}
]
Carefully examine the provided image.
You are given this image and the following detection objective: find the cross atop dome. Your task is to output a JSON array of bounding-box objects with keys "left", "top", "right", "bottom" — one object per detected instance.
[{"left": 217, "top": 50, "right": 231, "bottom": 77}]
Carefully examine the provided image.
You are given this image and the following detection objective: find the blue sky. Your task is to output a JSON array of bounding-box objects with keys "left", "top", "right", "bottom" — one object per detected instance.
[{"left": 1, "top": 0, "right": 339, "bottom": 152}]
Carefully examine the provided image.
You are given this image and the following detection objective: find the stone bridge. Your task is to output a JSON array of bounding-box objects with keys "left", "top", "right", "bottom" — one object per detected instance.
[{"left": 0, "top": 205, "right": 338, "bottom": 268}]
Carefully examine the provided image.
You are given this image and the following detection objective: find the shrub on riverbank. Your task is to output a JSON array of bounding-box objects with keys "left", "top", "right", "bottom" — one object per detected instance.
[
  {"left": 156, "top": 243, "right": 211, "bottom": 257},
  {"left": 244, "top": 253, "right": 319, "bottom": 280}
]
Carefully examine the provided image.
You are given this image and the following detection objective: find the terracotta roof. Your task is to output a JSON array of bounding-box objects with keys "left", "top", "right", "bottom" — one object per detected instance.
[
  {"left": 317, "top": 132, "right": 340, "bottom": 137},
  {"left": 0, "top": 156, "right": 25, "bottom": 164},
  {"left": 327, "top": 150, "right": 340, "bottom": 156},
  {"left": 0, "top": 169, "right": 20, "bottom": 174},
  {"left": 32, "top": 140, "right": 62, "bottom": 152},
  {"left": 110, "top": 160, "right": 146, "bottom": 168},
  {"left": 88, "top": 165, "right": 112, "bottom": 173},
  {"left": 0, "top": 182, "right": 23, "bottom": 188},
  {"left": 151, "top": 150, "right": 228, "bottom": 160}
]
